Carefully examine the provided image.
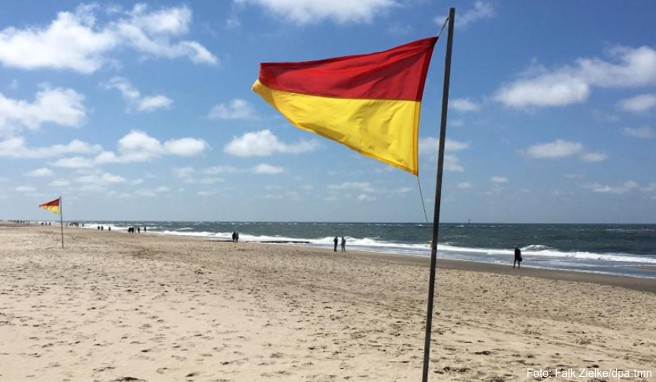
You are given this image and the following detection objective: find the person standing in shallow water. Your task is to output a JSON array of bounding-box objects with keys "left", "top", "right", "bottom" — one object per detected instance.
[
  {"left": 333, "top": 236, "right": 338, "bottom": 252},
  {"left": 513, "top": 246, "right": 523, "bottom": 269},
  {"left": 341, "top": 236, "right": 346, "bottom": 252}
]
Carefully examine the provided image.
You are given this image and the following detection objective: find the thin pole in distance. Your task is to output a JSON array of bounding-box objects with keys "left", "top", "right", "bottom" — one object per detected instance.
[{"left": 59, "top": 196, "right": 64, "bottom": 249}]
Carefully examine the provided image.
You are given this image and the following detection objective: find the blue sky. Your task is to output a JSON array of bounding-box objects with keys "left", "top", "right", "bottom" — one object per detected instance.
[{"left": 1, "top": 0, "right": 655, "bottom": 223}]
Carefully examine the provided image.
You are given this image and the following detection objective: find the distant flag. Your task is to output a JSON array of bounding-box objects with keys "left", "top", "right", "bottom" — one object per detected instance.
[
  {"left": 252, "top": 37, "right": 438, "bottom": 175},
  {"left": 39, "top": 197, "right": 65, "bottom": 248},
  {"left": 39, "top": 197, "right": 61, "bottom": 215}
]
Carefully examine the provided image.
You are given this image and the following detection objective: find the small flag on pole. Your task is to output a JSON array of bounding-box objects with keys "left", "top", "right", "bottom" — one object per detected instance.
[
  {"left": 39, "top": 198, "right": 61, "bottom": 215},
  {"left": 252, "top": 37, "right": 438, "bottom": 175},
  {"left": 39, "top": 197, "right": 65, "bottom": 248}
]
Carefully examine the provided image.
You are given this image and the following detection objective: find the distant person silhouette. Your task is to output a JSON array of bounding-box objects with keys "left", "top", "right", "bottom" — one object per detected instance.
[
  {"left": 514, "top": 246, "right": 523, "bottom": 269},
  {"left": 333, "top": 236, "right": 338, "bottom": 252},
  {"left": 341, "top": 236, "right": 346, "bottom": 252}
]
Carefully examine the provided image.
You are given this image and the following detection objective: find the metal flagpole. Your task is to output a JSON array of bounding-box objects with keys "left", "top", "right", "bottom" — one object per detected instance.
[
  {"left": 59, "top": 196, "right": 64, "bottom": 248},
  {"left": 422, "top": 7, "right": 455, "bottom": 382}
]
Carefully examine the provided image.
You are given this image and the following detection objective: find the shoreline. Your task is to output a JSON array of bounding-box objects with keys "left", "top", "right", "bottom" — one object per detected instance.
[
  {"left": 5, "top": 222, "right": 656, "bottom": 290},
  {"left": 290, "top": 243, "right": 656, "bottom": 293},
  {"left": 72, "top": 222, "right": 656, "bottom": 281}
]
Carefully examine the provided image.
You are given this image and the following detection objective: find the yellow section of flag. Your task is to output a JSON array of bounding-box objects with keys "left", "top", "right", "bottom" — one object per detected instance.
[{"left": 253, "top": 80, "right": 421, "bottom": 174}]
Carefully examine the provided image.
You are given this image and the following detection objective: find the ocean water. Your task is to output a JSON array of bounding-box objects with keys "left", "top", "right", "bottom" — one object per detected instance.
[{"left": 82, "top": 222, "right": 656, "bottom": 279}]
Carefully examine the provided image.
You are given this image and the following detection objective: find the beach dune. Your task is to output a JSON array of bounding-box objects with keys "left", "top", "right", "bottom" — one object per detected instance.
[{"left": 0, "top": 223, "right": 654, "bottom": 381}]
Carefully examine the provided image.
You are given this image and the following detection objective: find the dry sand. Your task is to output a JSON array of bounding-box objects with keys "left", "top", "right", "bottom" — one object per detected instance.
[{"left": 0, "top": 223, "right": 654, "bottom": 381}]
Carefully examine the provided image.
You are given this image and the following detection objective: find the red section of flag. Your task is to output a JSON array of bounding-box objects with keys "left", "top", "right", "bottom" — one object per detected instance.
[
  {"left": 258, "top": 37, "right": 437, "bottom": 101},
  {"left": 39, "top": 198, "right": 60, "bottom": 208}
]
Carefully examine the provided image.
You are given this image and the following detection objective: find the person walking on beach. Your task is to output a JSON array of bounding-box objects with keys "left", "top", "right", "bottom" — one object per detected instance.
[
  {"left": 513, "top": 246, "right": 522, "bottom": 269},
  {"left": 341, "top": 236, "right": 346, "bottom": 252},
  {"left": 333, "top": 236, "right": 338, "bottom": 252}
]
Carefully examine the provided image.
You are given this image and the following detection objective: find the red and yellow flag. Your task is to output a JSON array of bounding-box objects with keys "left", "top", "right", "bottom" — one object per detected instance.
[
  {"left": 39, "top": 198, "right": 60, "bottom": 215},
  {"left": 253, "top": 37, "right": 438, "bottom": 175}
]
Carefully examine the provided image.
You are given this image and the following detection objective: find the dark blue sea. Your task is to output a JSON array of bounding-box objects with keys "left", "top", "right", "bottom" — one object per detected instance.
[{"left": 82, "top": 222, "right": 656, "bottom": 279}]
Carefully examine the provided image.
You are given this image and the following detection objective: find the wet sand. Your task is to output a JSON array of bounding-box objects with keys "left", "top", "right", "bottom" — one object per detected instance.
[{"left": 1, "top": 223, "right": 654, "bottom": 381}]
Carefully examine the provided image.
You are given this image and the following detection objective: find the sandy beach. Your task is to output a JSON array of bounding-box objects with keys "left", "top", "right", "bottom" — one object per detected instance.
[{"left": 0, "top": 223, "right": 654, "bottom": 382}]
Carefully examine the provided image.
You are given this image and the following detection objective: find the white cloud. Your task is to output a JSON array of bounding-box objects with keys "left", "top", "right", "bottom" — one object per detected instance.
[
  {"left": 525, "top": 140, "right": 583, "bottom": 159},
  {"left": 127, "top": 4, "right": 191, "bottom": 35},
  {"left": 96, "top": 130, "right": 208, "bottom": 164},
  {"left": 252, "top": 163, "right": 284, "bottom": 174},
  {"left": 53, "top": 156, "right": 95, "bottom": 169},
  {"left": 419, "top": 137, "right": 468, "bottom": 172},
  {"left": 135, "top": 186, "right": 170, "bottom": 197},
  {"left": 46, "top": 132, "right": 205, "bottom": 168},
  {"left": 451, "top": 98, "right": 479, "bottom": 112},
  {"left": 491, "top": 176, "right": 508, "bottom": 184},
  {"left": 208, "top": 99, "right": 256, "bottom": 120},
  {"left": 116, "top": 130, "right": 164, "bottom": 161},
  {"left": 357, "top": 194, "right": 377, "bottom": 202},
  {"left": 622, "top": 126, "right": 654, "bottom": 139},
  {"left": 396, "top": 187, "right": 413, "bottom": 194},
  {"left": 173, "top": 166, "right": 194, "bottom": 179},
  {"left": 325, "top": 181, "right": 377, "bottom": 201},
  {"left": 617, "top": 94, "right": 656, "bottom": 113},
  {"left": 0, "top": 137, "right": 101, "bottom": 158},
  {"left": 580, "top": 152, "right": 608, "bottom": 163},
  {"left": 71, "top": 171, "right": 126, "bottom": 192},
  {"left": 49, "top": 180, "right": 71, "bottom": 187},
  {"left": 0, "top": 6, "right": 116, "bottom": 73},
  {"left": 495, "top": 46, "right": 656, "bottom": 108},
  {"left": 26, "top": 168, "right": 54, "bottom": 177},
  {"left": 495, "top": 71, "right": 589, "bottom": 108},
  {"left": 525, "top": 139, "right": 606, "bottom": 162},
  {"left": 198, "top": 177, "right": 223, "bottom": 185},
  {"left": 0, "top": 4, "right": 217, "bottom": 73},
  {"left": 444, "top": 155, "right": 464, "bottom": 172},
  {"left": 224, "top": 129, "right": 317, "bottom": 157},
  {"left": 104, "top": 77, "right": 172, "bottom": 112},
  {"left": 75, "top": 172, "right": 126, "bottom": 185},
  {"left": 641, "top": 183, "right": 656, "bottom": 193},
  {"left": 171, "top": 166, "right": 229, "bottom": 184},
  {"left": 457, "top": 1, "right": 496, "bottom": 28},
  {"left": 138, "top": 95, "right": 172, "bottom": 111},
  {"left": 579, "top": 46, "right": 656, "bottom": 87},
  {"left": 225, "top": 15, "right": 242, "bottom": 29},
  {"left": 116, "top": 16, "right": 216, "bottom": 64},
  {"left": 583, "top": 181, "right": 639, "bottom": 194},
  {"left": 197, "top": 190, "right": 217, "bottom": 196},
  {"left": 419, "top": 137, "right": 469, "bottom": 156},
  {"left": 15, "top": 185, "right": 36, "bottom": 193},
  {"left": 236, "top": 0, "right": 398, "bottom": 25},
  {"left": 456, "top": 182, "right": 473, "bottom": 189},
  {"left": 417, "top": 137, "right": 438, "bottom": 156},
  {"left": 204, "top": 165, "right": 239, "bottom": 175},
  {"left": 163, "top": 137, "right": 208, "bottom": 157},
  {"left": 105, "top": 76, "right": 140, "bottom": 100},
  {"left": 329, "top": 182, "right": 375, "bottom": 193},
  {"left": 0, "top": 87, "right": 86, "bottom": 135}
]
